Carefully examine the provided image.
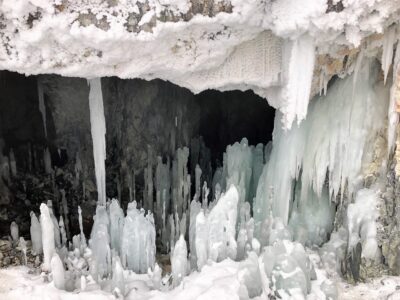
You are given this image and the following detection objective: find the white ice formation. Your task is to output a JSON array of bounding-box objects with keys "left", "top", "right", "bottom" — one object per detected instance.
[
  {"left": 1, "top": 1, "right": 398, "bottom": 128},
  {"left": 30, "top": 211, "right": 43, "bottom": 255},
  {"left": 88, "top": 78, "right": 107, "bottom": 206},
  {"left": 40, "top": 203, "right": 56, "bottom": 272}
]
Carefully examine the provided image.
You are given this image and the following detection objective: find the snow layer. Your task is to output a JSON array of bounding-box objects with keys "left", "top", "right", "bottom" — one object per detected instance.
[{"left": 0, "top": 1, "right": 399, "bottom": 127}]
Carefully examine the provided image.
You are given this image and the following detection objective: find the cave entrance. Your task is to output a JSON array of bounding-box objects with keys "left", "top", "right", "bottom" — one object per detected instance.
[{"left": 0, "top": 71, "right": 276, "bottom": 238}]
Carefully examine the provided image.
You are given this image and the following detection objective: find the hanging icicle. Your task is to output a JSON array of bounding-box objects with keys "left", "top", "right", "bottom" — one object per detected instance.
[{"left": 88, "top": 78, "right": 107, "bottom": 206}]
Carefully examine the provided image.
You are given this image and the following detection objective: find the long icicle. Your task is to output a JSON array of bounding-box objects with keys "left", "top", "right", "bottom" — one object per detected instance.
[{"left": 88, "top": 78, "right": 107, "bottom": 206}]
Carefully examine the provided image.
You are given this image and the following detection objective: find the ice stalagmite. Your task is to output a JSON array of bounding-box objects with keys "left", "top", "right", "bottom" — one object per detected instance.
[
  {"left": 88, "top": 78, "right": 107, "bottom": 206},
  {"left": 10, "top": 221, "right": 19, "bottom": 245},
  {"left": 254, "top": 57, "right": 389, "bottom": 231},
  {"left": 171, "top": 235, "right": 187, "bottom": 287},
  {"left": 51, "top": 253, "right": 65, "bottom": 290},
  {"left": 112, "top": 256, "right": 125, "bottom": 295},
  {"left": 109, "top": 199, "right": 124, "bottom": 254},
  {"left": 30, "top": 212, "right": 42, "bottom": 254},
  {"left": 89, "top": 206, "right": 111, "bottom": 279},
  {"left": 40, "top": 203, "right": 56, "bottom": 272}
]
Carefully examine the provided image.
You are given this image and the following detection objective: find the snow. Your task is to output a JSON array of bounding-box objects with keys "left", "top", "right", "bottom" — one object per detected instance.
[
  {"left": 0, "top": 1, "right": 399, "bottom": 128},
  {"left": 88, "top": 78, "right": 107, "bottom": 206}
]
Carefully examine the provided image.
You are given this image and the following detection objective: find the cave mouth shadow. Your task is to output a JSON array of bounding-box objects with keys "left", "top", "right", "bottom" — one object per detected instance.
[{"left": 194, "top": 88, "right": 276, "bottom": 167}]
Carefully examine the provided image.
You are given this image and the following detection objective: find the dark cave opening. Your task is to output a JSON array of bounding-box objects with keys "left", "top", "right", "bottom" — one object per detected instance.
[
  {"left": 194, "top": 89, "right": 275, "bottom": 167},
  {"left": 0, "top": 71, "right": 276, "bottom": 238}
]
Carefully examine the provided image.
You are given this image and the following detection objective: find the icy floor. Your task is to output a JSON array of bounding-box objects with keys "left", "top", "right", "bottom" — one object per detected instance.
[{"left": 1, "top": 260, "right": 400, "bottom": 300}]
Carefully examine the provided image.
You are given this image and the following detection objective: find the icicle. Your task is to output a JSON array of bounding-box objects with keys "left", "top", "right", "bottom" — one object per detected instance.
[
  {"left": 38, "top": 81, "right": 47, "bottom": 137},
  {"left": 281, "top": 34, "right": 315, "bottom": 129},
  {"left": 88, "top": 78, "right": 107, "bottom": 206},
  {"left": 382, "top": 26, "right": 397, "bottom": 85},
  {"left": 44, "top": 147, "right": 52, "bottom": 174},
  {"left": 9, "top": 149, "right": 16, "bottom": 177},
  {"left": 195, "top": 164, "right": 202, "bottom": 199}
]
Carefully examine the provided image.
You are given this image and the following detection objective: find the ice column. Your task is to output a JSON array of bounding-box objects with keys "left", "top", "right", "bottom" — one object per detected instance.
[{"left": 88, "top": 78, "right": 107, "bottom": 206}]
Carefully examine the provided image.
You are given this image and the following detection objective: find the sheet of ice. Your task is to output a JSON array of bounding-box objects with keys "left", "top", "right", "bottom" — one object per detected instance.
[
  {"left": 40, "top": 203, "right": 56, "bottom": 272},
  {"left": 88, "top": 78, "right": 107, "bottom": 206}
]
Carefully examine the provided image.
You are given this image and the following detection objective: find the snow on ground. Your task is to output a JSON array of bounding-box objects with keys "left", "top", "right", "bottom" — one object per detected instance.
[
  {"left": 1, "top": 257, "right": 399, "bottom": 300},
  {"left": 0, "top": 259, "right": 242, "bottom": 300}
]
